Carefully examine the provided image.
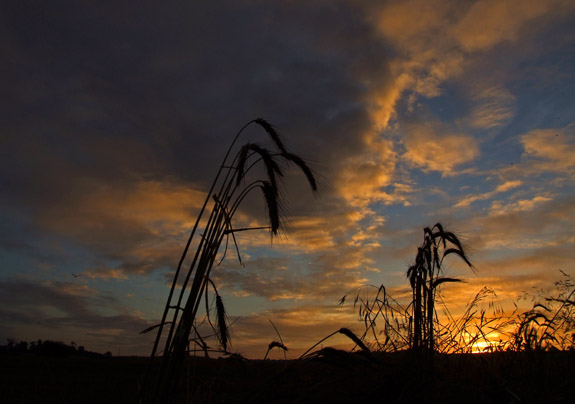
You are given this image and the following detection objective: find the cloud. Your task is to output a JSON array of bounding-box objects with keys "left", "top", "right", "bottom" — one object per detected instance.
[
  {"left": 464, "top": 195, "right": 575, "bottom": 252},
  {"left": 34, "top": 178, "right": 206, "bottom": 276},
  {"left": 83, "top": 268, "right": 129, "bottom": 280},
  {"left": 490, "top": 195, "right": 552, "bottom": 215},
  {"left": 426, "top": 192, "right": 575, "bottom": 316},
  {"left": 402, "top": 122, "right": 479, "bottom": 175},
  {"left": 453, "top": 0, "right": 570, "bottom": 52},
  {"left": 209, "top": 201, "right": 395, "bottom": 304},
  {"left": 467, "top": 86, "right": 516, "bottom": 129},
  {"left": 214, "top": 241, "right": 372, "bottom": 302},
  {"left": 359, "top": 0, "right": 569, "bottom": 138},
  {"left": 337, "top": 157, "right": 396, "bottom": 206},
  {"left": 362, "top": 0, "right": 463, "bottom": 104},
  {"left": 520, "top": 126, "right": 575, "bottom": 174},
  {"left": 455, "top": 180, "right": 523, "bottom": 208}
]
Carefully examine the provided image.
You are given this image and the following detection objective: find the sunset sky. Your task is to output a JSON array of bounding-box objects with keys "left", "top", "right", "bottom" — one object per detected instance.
[{"left": 1, "top": 0, "right": 574, "bottom": 357}]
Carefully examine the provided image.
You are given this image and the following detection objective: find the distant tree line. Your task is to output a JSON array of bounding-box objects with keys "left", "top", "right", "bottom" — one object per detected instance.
[{"left": 0, "top": 338, "right": 112, "bottom": 357}]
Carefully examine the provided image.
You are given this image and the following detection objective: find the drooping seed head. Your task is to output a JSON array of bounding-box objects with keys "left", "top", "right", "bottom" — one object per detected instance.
[
  {"left": 254, "top": 118, "right": 287, "bottom": 154},
  {"left": 260, "top": 181, "right": 280, "bottom": 235},
  {"left": 281, "top": 151, "right": 318, "bottom": 193}
]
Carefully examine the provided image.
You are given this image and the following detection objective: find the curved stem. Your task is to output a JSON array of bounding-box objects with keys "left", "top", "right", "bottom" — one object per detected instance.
[
  {"left": 298, "top": 330, "right": 340, "bottom": 359},
  {"left": 149, "top": 120, "right": 256, "bottom": 359}
]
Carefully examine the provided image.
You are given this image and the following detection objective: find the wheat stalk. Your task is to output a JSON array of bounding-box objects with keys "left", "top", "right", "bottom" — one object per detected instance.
[{"left": 141, "top": 119, "right": 317, "bottom": 403}]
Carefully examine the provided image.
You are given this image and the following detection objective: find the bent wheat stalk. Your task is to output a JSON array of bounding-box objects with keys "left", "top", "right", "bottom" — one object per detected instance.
[{"left": 142, "top": 119, "right": 317, "bottom": 403}]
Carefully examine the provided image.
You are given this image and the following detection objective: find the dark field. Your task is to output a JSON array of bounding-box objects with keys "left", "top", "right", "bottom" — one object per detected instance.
[{"left": 2, "top": 350, "right": 574, "bottom": 404}]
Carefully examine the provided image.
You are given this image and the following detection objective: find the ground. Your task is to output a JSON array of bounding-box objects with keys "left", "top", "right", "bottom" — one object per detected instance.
[{"left": 2, "top": 350, "right": 574, "bottom": 403}]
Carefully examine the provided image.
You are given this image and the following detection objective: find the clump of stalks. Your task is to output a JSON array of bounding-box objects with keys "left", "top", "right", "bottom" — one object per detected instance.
[
  {"left": 435, "top": 286, "right": 511, "bottom": 353},
  {"left": 507, "top": 270, "right": 575, "bottom": 351},
  {"left": 340, "top": 224, "right": 575, "bottom": 356},
  {"left": 341, "top": 223, "right": 483, "bottom": 353},
  {"left": 141, "top": 119, "right": 317, "bottom": 403},
  {"left": 339, "top": 284, "right": 411, "bottom": 352},
  {"left": 406, "top": 223, "right": 474, "bottom": 351}
]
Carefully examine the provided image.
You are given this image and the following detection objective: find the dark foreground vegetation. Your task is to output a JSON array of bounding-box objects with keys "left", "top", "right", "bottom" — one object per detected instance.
[{"left": 1, "top": 349, "right": 574, "bottom": 404}]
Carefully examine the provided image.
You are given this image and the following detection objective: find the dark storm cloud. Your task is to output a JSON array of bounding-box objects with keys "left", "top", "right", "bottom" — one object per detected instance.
[
  {"left": 2, "top": 0, "right": 383, "bottom": 175},
  {"left": 1, "top": 0, "right": 391, "bottom": 273}
]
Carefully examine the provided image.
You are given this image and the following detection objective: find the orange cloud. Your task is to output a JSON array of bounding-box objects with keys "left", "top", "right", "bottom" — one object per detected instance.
[
  {"left": 357, "top": 0, "right": 570, "bottom": 141},
  {"left": 337, "top": 159, "right": 395, "bottom": 204},
  {"left": 39, "top": 178, "right": 205, "bottom": 237},
  {"left": 364, "top": 0, "right": 463, "bottom": 102},
  {"left": 373, "top": 0, "right": 452, "bottom": 47},
  {"left": 402, "top": 122, "right": 479, "bottom": 175},
  {"left": 83, "top": 268, "right": 129, "bottom": 280},
  {"left": 454, "top": 0, "right": 569, "bottom": 52},
  {"left": 520, "top": 126, "right": 575, "bottom": 174},
  {"left": 455, "top": 180, "right": 523, "bottom": 208},
  {"left": 490, "top": 195, "right": 552, "bottom": 215},
  {"left": 33, "top": 178, "right": 207, "bottom": 277}
]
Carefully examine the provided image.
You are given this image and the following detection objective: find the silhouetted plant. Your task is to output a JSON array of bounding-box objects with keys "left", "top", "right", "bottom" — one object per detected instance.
[
  {"left": 299, "top": 327, "right": 371, "bottom": 360},
  {"left": 142, "top": 119, "right": 317, "bottom": 403},
  {"left": 406, "top": 223, "right": 473, "bottom": 351},
  {"left": 263, "top": 341, "right": 288, "bottom": 360},
  {"left": 339, "top": 284, "right": 411, "bottom": 352},
  {"left": 508, "top": 270, "right": 575, "bottom": 351},
  {"left": 341, "top": 223, "right": 479, "bottom": 354},
  {"left": 436, "top": 286, "right": 511, "bottom": 353},
  {"left": 263, "top": 320, "right": 288, "bottom": 360}
]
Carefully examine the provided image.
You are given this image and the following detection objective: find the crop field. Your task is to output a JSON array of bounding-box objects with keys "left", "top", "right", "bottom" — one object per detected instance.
[{"left": 2, "top": 350, "right": 574, "bottom": 404}]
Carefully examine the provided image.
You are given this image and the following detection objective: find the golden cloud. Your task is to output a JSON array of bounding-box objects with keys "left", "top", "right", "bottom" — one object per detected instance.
[
  {"left": 33, "top": 178, "right": 208, "bottom": 277},
  {"left": 359, "top": 0, "right": 570, "bottom": 137},
  {"left": 82, "top": 268, "right": 129, "bottom": 280},
  {"left": 455, "top": 180, "right": 523, "bottom": 208},
  {"left": 373, "top": 0, "right": 453, "bottom": 51},
  {"left": 39, "top": 179, "right": 206, "bottom": 237},
  {"left": 402, "top": 122, "right": 479, "bottom": 175},
  {"left": 490, "top": 195, "right": 552, "bottom": 215},
  {"left": 454, "top": 0, "right": 567, "bottom": 52},
  {"left": 520, "top": 126, "right": 575, "bottom": 174},
  {"left": 337, "top": 159, "right": 395, "bottom": 204}
]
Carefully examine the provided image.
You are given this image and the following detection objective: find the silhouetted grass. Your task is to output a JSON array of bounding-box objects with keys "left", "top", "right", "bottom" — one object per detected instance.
[
  {"left": 142, "top": 119, "right": 317, "bottom": 403},
  {"left": 338, "top": 225, "right": 575, "bottom": 357}
]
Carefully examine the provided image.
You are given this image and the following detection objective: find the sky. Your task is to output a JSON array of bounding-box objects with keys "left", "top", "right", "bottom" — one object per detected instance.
[{"left": 1, "top": 0, "right": 574, "bottom": 357}]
